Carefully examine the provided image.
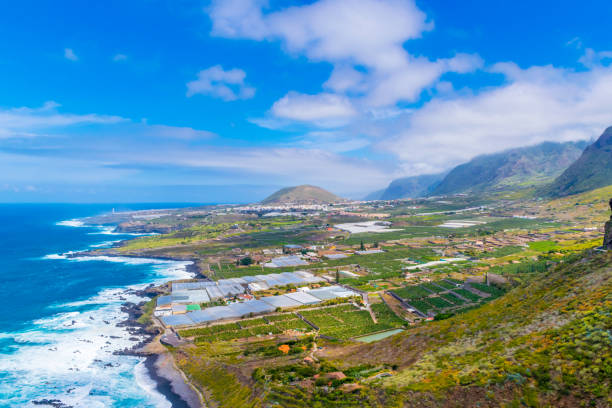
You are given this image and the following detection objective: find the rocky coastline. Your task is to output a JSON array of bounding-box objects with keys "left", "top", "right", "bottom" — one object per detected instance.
[
  {"left": 58, "top": 219, "right": 208, "bottom": 407},
  {"left": 114, "top": 284, "right": 204, "bottom": 408}
]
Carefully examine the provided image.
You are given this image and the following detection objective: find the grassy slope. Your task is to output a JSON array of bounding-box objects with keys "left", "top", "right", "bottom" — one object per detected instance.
[{"left": 333, "top": 250, "right": 611, "bottom": 407}]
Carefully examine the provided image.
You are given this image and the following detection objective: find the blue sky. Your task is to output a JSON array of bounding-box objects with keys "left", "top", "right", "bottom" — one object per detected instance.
[{"left": 2, "top": 0, "right": 612, "bottom": 202}]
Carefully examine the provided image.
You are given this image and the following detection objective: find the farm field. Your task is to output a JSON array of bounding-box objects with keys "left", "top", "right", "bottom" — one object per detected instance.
[
  {"left": 453, "top": 288, "right": 482, "bottom": 302},
  {"left": 178, "top": 313, "right": 312, "bottom": 343},
  {"left": 370, "top": 302, "right": 406, "bottom": 327},
  {"left": 299, "top": 304, "right": 391, "bottom": 339}
]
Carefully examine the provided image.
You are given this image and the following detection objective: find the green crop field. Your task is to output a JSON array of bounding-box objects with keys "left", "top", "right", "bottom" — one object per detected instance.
[
  {"left": 406, "top": 299, "right": 434, "bottom": 314},
  {"left": 299, "top": 304, "right": 391, "bottom": 339},
  {"left": 178, "top": 314, "right": 312, "bottom": 343},
  {"left": 426, "top": 296, "right": 453, "bottom": 308},
  {"left": 469, "top": 282, "right": 506, "bottom": 297},
  {"left": 391, "top": 285, "right": 431, "bottom": 300},
  {"left": 453, "top": 288, "right": 482, "bottom": 302},
  {"left": 370, "top": 302, "right": 406, "bottom": 327},
  {"left": 420, "top": 282, "right": 445, "bottom": 293},
  {"left": 435, "top": 280, "right": 457, "bottom": 290},
  {"left": 440, "top": 292, "right": 466, "bottom": 305}
]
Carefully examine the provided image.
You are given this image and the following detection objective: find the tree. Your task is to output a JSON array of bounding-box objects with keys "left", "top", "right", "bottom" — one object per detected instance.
[
  {"left": 335, "top": 269, "right": 340, "bottom": 283},
  {"left": 360, "top": 240, "right": 365, "bottom": 250},
  {"left": 239, "top": 256, "right": 253, "bottom": 266}
]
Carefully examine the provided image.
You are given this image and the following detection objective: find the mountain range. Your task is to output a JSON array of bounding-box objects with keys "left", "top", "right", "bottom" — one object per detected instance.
[
  {"left": 430, "top": 140, "right": 588, "bottom": 196},
  {"left": 369, "top": 173, "right": 445, "bottom": 200},
  {"left": 370, "top": 139, "right": 593, "bottom": 199},
  {"left": 544, "top": 127, "right": 612, "bottom": 197}
]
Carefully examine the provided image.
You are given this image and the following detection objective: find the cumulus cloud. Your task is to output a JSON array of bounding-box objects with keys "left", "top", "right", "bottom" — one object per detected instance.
[
  {"left": 210, "top": 0, "right": 430, "bottom": 68},
  {"left": 0, "top": 101, "right": 124, "bottom": 138},
  {"left": 64, "top": 48, "right": 78, "bottom": 61},
  {"left": 271, "top": 92, "right": 357, "bottom": 124},
  {"left": 578, "top": 48, "right": 612, "bottom": 68},
  {"left": 209, "top": 0, "right": 481, "bottom": 126},
  {"left": 381, "top": 61, "right": 612, "bottom": 175},
  {"left": 186, "top": 65, "right": 255, "bottom": 101}
]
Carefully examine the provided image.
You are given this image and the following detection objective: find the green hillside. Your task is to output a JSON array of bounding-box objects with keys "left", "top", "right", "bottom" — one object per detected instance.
[
  {"left": 431, "top": 141, "right": 587, "bottom": 196},
  {"left": 261, "top": 185, "right": 342, "bottom": 205},
  {"left": 545, "top": 127, "right": 612, "bottom": 197},
  {"left": 270, "top": 250, "right": 612, "bottom": 407}
]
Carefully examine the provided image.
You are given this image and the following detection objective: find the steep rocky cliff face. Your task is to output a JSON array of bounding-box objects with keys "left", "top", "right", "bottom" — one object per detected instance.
[{"left": 604, "top": 198, "right": 612, "bottom": 249}]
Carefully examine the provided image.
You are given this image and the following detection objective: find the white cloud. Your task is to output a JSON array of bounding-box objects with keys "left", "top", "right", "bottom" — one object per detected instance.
[
  {"left": 186, "top": 65, "right": 255, "bottom": 101},
  {"left": 270, "top": 92, "right": 356, "bottom": 124},
  {"left": 143, "top": 124, "right": 215, "bottom": 140},
  {"left": 64, "top": 48, "right": 78, "bottom": 61},
  {"left": 209, "top": 0, "right": 481, "bottom": 126},
  {"left": 578, "top": 48, "right": 612, "bottom": 68},
  {"left": 113, "top": 53, "right": 128, "bottom": 62},
  {"left": 125, "top": 146, "right": 391, "bottom": 192},
  {"left": 210, "top": 0, "right": 430, "bottom": 69},
  {"left": 0, "top": 102, "right": 124, "bottom": 138},
  {"left": 381, "top": 61, "right": 612, "bottom": 175},
  {"left": 288, "top": 130, "right": 370, "bottom": 153},
  {"left": 365, "top": 53, "right": 483, "bottom": 107}
]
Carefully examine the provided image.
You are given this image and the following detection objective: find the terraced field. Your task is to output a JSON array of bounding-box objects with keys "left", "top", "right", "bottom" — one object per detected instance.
[
  {"left": 390, "top": 279, "right": 500, "bottom": 316},
  {"left": 391, "top": 285, "right": 431, "bottom": 300},
  {"left": 440, "top": 292, "right": 466, "bottom": 305},
  {"left": 453, "top": 288, "right": 482, "bottom": 302}
]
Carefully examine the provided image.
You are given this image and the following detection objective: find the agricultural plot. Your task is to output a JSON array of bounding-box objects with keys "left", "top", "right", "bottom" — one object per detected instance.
[
  {"left": 370, "top": 302, "right": 406, "bottom": 327},
  {"left": 426, "top": 296, "right": 453, "bottom": 308},
  {"left": 406, "top": 300, "right": 434, "bottom": 314},
  {"left": 435, "top": 280, "right": 458, "bottom": 290},
  {"left": 468, "top": 282, "right": 506, "bottom": 297},
  {"left": 391, "top": 285, "right": 431, "bottom": 300},
  {"left": 299, "top": 304, "right": 390, "bottom": 340},
  {"left": 440, "top": 292, "right": 466, "bottom": 305},
  {"left": 178, "top": 314, "right": 312, "bottom": 343},
  {"left": 239, "top": 318, "right": 267, "bottom": 328},
  {"left": 265, "top": 313, "right": 299, "bottom": 322},
  {"left": 421, "top": 282, "right": 445, "bottom": 293},
  {"left": 453, "top": 288, "right": 482, "bottom": 302}
]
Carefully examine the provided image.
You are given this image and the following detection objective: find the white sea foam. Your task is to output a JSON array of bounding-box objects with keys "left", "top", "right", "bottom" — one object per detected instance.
[
  {"left": 87, "top": 225, "right": 156, "bottom": 237},
  {"left": 57, "top": 218, "right": 154, "bottom": 237},
  {"left": 134, "top": 360, "right": 172, "bottom": 408},
  {"left": 89, "top": 239, "right": 121, "bottom": 248},
  {"left": 42, "top": 253, "right": 67, "bottom": 260},
  {"left": 0, "top": 254, "right": 194, "bottom": 407},
  {"left": 56, "top": 219, "right": 86, "bottom": 227}
]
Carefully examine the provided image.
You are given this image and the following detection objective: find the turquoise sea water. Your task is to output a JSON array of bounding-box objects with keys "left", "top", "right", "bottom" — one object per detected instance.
[{"left": 0, "top": 204, "right": 194, "bottom": 408}]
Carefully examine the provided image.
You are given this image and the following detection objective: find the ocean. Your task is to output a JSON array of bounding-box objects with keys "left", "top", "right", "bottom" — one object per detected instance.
[{"left": 0, "top": 204, "right": 196, "bottom": 408}]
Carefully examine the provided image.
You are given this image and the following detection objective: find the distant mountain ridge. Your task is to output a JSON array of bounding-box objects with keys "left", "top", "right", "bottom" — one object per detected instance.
[
  {"left": 374, "top": 173, "right": 445, "bottom": 200},
  {"left": 261, "top": 185, "right": 342, "bottom": 205},
  {"left": 430, "top": 140, "right": 587, "bottom": 196},
  {"left": 544, "top": 127, "right": 612, "bottom": 197}
]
